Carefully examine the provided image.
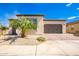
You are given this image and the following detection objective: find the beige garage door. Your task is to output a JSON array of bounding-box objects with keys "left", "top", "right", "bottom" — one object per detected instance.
[{"left": 44, "top": 24, "right": 62, "bottom": 33}]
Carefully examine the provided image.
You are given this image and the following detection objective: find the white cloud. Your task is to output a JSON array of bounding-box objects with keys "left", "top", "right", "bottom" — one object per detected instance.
[
  {"left": 67, "top": 16, "right": 76, "bottom": 19},
  {"left": 77, "top": 8, "right": 79, "bottom": 10},
  {"left": 66, "top": 3, "right": 72, "bottom": 7},
  {"left": 67, "top": 16, "right": 79, "bottom": 19}
]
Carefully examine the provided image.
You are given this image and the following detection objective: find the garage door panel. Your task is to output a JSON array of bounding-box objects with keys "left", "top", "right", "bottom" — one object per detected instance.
[{"left": 44, "top": 24, "right": 62, "bottom": 33}]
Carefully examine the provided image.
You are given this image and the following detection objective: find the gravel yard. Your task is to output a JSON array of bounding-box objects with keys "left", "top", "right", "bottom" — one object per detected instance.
[{"left": 0, "top": 34, "right": 79, "bottom": 56}]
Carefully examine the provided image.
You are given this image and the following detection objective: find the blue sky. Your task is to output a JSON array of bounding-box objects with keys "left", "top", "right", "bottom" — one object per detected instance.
[{"left": 0, "top": 3, "right": 79, "bottom": 26}]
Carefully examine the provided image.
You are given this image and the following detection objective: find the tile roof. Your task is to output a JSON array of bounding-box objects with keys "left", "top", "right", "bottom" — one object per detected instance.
[{"left": 66, "top": 20, "right": 79, "bottom": 25}]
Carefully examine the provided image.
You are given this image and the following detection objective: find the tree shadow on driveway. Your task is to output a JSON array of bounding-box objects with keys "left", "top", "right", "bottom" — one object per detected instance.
[{"left": 0, "top": 35, "right": 19, "bottom": 44}]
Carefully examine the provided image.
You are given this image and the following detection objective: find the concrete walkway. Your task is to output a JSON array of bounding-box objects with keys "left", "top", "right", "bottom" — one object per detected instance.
[{"left": 0, "top": 40, "right": 79, "bottom": 56}]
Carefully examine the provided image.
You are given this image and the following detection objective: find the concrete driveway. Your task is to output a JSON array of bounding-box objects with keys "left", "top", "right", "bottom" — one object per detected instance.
[
  {"left": 0, "top": 34, "right": 79, "bottom": 56},
  {"left": 37, "top": 40, "right": 79, "bottom": 56}
]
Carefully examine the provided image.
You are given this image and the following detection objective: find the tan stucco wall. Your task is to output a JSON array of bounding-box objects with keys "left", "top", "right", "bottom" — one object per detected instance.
[
  {"left": 44, "top": 21, "right": 66, "bottom": 33},
  {"left": 67, "top": 23, "right": 79, "bottom": 33},
  {"left": 36, "top": 17, "right": 44, "bottom": 34},
  {"left": 66, "top": 24, "right": 74, "bottom": 33},
  {"left": 74, "top": 23, "right": 79, "bottom": 31}
]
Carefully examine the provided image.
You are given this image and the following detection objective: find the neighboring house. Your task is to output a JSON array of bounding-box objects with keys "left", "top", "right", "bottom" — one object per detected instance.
[
  {"left": 66, "top": 20, "right": 79, "bottom": 34},
  {"left": 0, "top": 27, "right": 9, "bottom": 35},
  {"left": 9, "top": 14, "right": 66, "bottom": 35}
]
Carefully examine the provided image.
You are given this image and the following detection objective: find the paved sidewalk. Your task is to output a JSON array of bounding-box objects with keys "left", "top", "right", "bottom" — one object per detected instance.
[
  {"left": 0, "top": 40, "right": 79, "bottom": 56},
  {"left": 0, "top": 45, "right": 36, "bottom": 56}
]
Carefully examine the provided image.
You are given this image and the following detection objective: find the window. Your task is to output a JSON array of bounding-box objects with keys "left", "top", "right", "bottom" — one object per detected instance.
[
  {"left": 28, "top": 18, "right": 37, "bottom": 24},
  {"left": 31, "top": 18, "right": 37, "bottom": 24},
  {"left": 71, "top": 25, "right": 74, "bottom": 30},
  {"left": 28, "top": 18, "right": 37, "bottom": 30}
]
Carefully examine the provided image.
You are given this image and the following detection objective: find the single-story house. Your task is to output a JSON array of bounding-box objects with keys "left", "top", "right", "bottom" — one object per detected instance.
[
  {"left": 9, "top": 14, "right": 66, "bottom": 35},
  {"left": 66, "top": 20, "right": 79, "bottom": 34}
]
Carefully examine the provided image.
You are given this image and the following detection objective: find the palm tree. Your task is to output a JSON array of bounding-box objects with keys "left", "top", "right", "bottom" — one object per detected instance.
[
  {"left": 9, "top": 17, "right": 37, "bottom": 38},
  {"left": 18, "top": 17, "right": 37, "bottom": 38}
]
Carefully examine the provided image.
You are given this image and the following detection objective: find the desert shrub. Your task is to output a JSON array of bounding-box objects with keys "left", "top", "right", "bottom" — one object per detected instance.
[
  {"left": 74, "top": 31, "right": 79, "bottom": 36},
  {"left": 36, "top": 37, "right": 46, "bottom": 42}
]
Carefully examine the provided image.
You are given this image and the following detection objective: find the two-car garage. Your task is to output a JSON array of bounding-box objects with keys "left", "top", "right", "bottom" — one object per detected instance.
[
  {"left": 44, "top": 24, "right": 62, "bottom": 33},
  {"left": 44, "top": 20, "right": 66, "bottom": 34}
]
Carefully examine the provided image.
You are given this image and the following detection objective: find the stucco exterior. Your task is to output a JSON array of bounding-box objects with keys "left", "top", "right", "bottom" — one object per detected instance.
[
  {"left": 9, "top": 14, "right": 66, "bottom": 35},
  {"left": 44, "top": 20, "right": 66, "bottom": 33},
  {"left": 66, "top": 20, "right": 79, "bottom": 33}
]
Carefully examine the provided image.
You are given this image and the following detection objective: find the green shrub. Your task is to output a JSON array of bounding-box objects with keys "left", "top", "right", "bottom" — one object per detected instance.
[{"left": 36, "top": 37, "right": 46, "bottom": 42}]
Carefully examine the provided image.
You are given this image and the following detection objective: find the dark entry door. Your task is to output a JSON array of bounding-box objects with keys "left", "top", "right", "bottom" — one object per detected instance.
[{"left": 44, "top": 24, "right": 62, "bottom": 33}]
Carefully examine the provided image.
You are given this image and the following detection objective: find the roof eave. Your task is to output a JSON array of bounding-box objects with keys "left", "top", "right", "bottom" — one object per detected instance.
[{"left": 16, "top": 14, "right": 44, "bottom": 16}]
